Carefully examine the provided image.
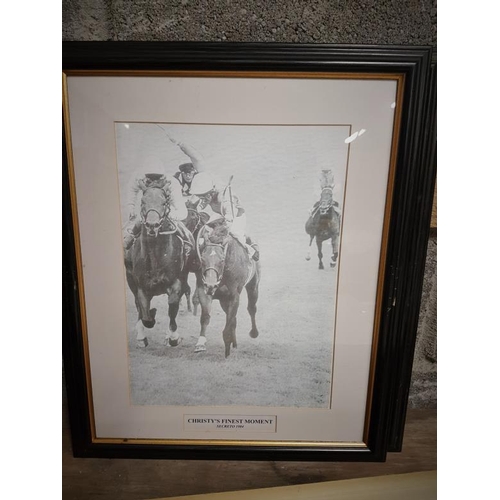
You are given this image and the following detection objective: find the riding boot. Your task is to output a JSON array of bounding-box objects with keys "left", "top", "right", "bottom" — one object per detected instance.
[
  {"left": 309, "top": 201, "right": 320, "bottom": 216},
  {"left": 250, "top": 243, "right": 260, "bottom": 262},
  {"left": 175, "top": 220, "right": 195, "bottom": 268},
  {"left": 245, "top": 236, "right": 260, "bottom": 262},
  {"left": 123, "top": 220, "right": 142, "bottom": 251},
  {"left": 183, "top": 241, "right": 193, "bottom": 263},
  {"left": 123, "top": 234, "right": 135, "bottom": 250},
  {"left": 244, "top": 244, "right": 256, "bottom": 260}
]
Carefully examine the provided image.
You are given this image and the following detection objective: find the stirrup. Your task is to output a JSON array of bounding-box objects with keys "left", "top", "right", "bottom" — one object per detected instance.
[{"left": 183, "top": 240, "right": 193, "bottom": 258}]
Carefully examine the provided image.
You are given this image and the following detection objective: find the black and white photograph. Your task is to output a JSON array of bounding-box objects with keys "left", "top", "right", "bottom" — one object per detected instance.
[{"left": 116, "top": 123, "right": 349, "bottom": 408}]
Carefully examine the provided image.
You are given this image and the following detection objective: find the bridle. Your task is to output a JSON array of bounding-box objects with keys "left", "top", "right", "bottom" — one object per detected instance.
[
  {"left": 319, "top": 186, "right": 334, "bottom": 213},
  {"left": 141, "top": 187, "right": 171, "bottom": 235},
  {"left": 197, "top": 229, "right": 229, "bottom": 290}
]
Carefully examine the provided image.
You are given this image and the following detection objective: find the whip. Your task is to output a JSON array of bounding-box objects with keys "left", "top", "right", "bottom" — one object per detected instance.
[{"left": 227, "top": 175, "right": 235, "bottom": 220}]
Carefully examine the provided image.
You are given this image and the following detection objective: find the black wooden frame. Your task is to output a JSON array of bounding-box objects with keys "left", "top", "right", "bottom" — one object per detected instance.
[{"left": 62, "top": 42, "right": 436, "bottom": 461}]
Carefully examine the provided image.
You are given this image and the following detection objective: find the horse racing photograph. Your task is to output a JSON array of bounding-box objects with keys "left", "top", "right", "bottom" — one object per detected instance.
[{"left": 115, "top": 122, "right": 349, "bottom": 408}]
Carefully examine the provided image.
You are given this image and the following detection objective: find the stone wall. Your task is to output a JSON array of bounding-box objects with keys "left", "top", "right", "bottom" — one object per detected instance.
[
  {"left": 63, "top": 0, "right": 437, "bottom": 44},
  {"left": 62, "top": 0, "right": 437, "bottom": 408}
]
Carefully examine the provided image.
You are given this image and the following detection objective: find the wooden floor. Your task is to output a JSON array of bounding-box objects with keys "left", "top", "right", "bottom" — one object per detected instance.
[
  {"left": 62, "top": 385, "right": 436, "bottom": 500},
  {"left": 164, "top": 471, "right": 437, "bottom": 500}
]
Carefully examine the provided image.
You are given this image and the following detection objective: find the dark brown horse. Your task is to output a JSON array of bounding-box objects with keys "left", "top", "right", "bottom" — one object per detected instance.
[
  {"left": 194, "top": 221, "right": 260, "bottom": 357},
  {"left": 125, "top": 186, "right": 187, "bottom": 347},
  {"left": 305, "top": 186, "right": 341, "bottom": 269}
]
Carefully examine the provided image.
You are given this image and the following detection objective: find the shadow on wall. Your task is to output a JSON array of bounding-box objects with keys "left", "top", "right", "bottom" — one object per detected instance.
[{"left": 409, "top": 235, "right": 437, "bottom": 409}]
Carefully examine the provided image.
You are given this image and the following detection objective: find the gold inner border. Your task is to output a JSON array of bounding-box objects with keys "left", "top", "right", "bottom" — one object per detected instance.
[
  {"left": 93, "top": 437, "right": 368, "bottom": 448},
  {"left": 63, "top": 70, "right": 405, "bottom": 449},
  {"left": 64, "top": 69, "right": 401, "bottom": 80}
]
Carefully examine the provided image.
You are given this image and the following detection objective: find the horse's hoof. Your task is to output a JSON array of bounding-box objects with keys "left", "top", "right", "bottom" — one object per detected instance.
[
  {"left": 194, "top": 344, "right": 206, "bottom": 353},
  {"left": 305, "top": 255, "right": 311, "bottom": 261},
  {"left": 169, "top": 337, "right": 181, "bottom": 347},
  {"left": 136, "top": 338, "right": 148, "bottom": 348},
  {"left": 330, "top": 261, "right": 337, "bottom": 268},
  {"left": 318, "top": 265, "right": 324, "bottom": 270},
  {"left": 249, "top": 328, "right": 259, "bottom": 339},
  {"left": 142, "top": 318, "right": 155, "bottom": 328}
]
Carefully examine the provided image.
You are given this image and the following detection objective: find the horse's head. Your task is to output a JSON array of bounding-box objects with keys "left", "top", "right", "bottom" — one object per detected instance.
[
  {"left": 198, "top": 223, "right": 230, "bottom": 296},
  {"left": 140, "top": 187, "right": 170, "bottom": 237},
  {"left": 319, "top": 187, "right": 334, "bottom": 215}
]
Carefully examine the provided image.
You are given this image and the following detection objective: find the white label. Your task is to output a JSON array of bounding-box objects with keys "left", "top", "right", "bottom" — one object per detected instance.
[{"left": 184, "top": 415, "right": 277, "bottom": 432}]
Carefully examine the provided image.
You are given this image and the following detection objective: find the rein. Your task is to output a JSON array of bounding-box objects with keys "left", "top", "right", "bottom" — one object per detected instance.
[
  {"left": 158, "top": 223, "right": 177, "bottom": 235},
  {"left": 186, "top": 208, "right": 203, "bottom": 234}
]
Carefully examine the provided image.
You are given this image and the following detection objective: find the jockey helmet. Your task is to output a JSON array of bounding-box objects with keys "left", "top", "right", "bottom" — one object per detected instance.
[
  {"left": 179, "top": 162, "right": 196, "bottom": 173},
  {"left": 190, "top": 172, "right": 215, "bottom": 196},
  {"left": 139, "top": 156, "right": 165, "bottom": 176}
]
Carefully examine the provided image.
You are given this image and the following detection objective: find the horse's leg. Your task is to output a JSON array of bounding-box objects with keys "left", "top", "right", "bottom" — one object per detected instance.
[
  {"left": 195, "top": 283, "right": 212, "bottom": 353},
  {"left": 192, "top": 286, "right": 199, "bottom": 316},
  {"left": 133, "top": 293, "right": 148, "bottom": 348},
  {"left": 166, "top": 279, "right": 182, "bottom": 346},
  {"left": 126, "top": 273, "right": 148, "bottom": 347},
  {"left": 316, "top": 237, "right": 324, "bottom": 270},
  {"left": 305, "top": 234, "right": 314, "bottom": 261},
  {"left": 136, "top": 288, "right": 156, "bottom": 347},
  {"left": 221, "top": 294, "right": 239, "bottom": 358},
  {"left": 183, "top": 280, "right": 192, "bottom": 314},
  {"left": 330, "top": 231, "right": 339, "bottom": 268},
  {"left": 134, "top": 294, "right": 142, "bottom": 320},
  {"left": 246, "top": 273, "right": 259, "bottom": 339}
]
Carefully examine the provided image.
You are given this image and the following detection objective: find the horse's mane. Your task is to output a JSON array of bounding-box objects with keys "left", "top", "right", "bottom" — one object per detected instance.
[
  {"left": 207, "top": 223, "right": 229, "bottom": 245},
  {"left": 141, "top": 182, "right": 172, "bottom": 207}
]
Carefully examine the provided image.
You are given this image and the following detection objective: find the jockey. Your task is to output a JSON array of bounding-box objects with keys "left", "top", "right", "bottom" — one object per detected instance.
[
  {"left": 189, "top": 172, "right": 260, "bottom": 261},
  {"left": 309, "top": 169, "right": 341, "bottom": 217},
  {"left": 161, "top": 129, "right": 206, "bottom": 197},
  {"left": 173, "top": 162, "right": 198, "bottom": 197},
  {"left": 122, "top": 158, "right": 194, "bottom": 258}
]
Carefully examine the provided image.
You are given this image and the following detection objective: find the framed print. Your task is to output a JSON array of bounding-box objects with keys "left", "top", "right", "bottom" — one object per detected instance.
[{"left": 62, "top": 43, "right": 436, "bottom": 461}]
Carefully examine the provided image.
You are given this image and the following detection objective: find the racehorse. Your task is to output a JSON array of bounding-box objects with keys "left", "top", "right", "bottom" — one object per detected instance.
[
  {"left": 180, "top": 205, "right": 209, "bottom": 316},
  {"left": 305, "top": 186, "right": 341, "bottom": 269},
  {"left": 194, "top": 221, "right": 260, "bottom": 357},
  {"left": 124, "top": 185, "right": 188, "bottom": 347}
]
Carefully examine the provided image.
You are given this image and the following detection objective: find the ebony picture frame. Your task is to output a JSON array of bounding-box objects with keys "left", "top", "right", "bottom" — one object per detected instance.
[{"left": 62, "top": 42, "right": 436, "bottom": 462}]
